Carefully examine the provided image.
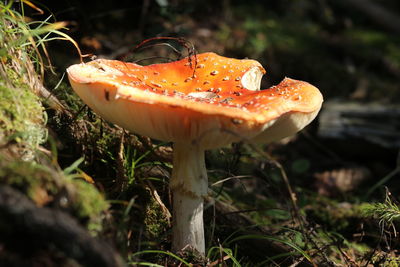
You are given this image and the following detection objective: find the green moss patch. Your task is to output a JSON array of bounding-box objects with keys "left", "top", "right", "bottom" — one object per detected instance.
[
  {"left": 0, "top": 157, "right": 108, "bottom": 232},
  {"left": 0, "top": 70, "right": 46, "bottom": 151}
]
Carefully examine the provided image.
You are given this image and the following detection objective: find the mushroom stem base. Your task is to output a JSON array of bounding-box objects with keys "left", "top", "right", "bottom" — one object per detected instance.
[
  {"left": 172, "top": 191, "right": 205, "bottom": 254},
  {"left": 171, "top": 142, "right": 208, "bottom": 254}
]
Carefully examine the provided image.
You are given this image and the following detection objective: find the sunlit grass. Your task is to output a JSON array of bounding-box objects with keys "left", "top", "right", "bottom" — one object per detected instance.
[{"left": 0, "top": 0, "right": 82, "bottom": 81}]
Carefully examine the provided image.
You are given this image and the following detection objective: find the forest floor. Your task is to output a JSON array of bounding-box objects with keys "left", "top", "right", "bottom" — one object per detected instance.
[{"left": 1, "top": 1, "right": 400, "bottom": 266}]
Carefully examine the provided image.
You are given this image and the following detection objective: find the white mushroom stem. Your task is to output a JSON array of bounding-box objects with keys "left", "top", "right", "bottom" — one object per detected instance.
[{"left": 170, "top": 142, "right": 208, "bottom": 254}]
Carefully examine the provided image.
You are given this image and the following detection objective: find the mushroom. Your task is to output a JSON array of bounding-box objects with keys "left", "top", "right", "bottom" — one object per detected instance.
[{"left": 67, "top": 52, "right": 323, "bottom": 254}]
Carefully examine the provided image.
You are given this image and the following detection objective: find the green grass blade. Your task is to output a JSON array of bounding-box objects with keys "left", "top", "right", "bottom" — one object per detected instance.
[
  {"left": 227, "top": 234, "right": 312, "bottom": 263},
  {"left": 63, "top": 157, "right": 84, "bottom": 176},
  {"left": 207, "top": 246, "right": 242, "bottom": 266}
]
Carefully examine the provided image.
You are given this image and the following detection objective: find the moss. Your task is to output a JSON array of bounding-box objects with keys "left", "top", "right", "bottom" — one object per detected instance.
[
  {"left": 0, "top": 157, "right": 108, "bottom": 232},
  {"left": 0, "top": 69, "right": 46, "bottom": 153},
  {"left": 0, "top": 5, "right": 111, "bottom": 255},
  {"left": 70, "top": 178, "right": 109, "bottom": 233},
  {"left": 304, "top": 196, "right": 365, "bottom": 233},
  {"left": 371, "top": 252, "right": 400, "bottom": 267},
  {"left": 143, "top": 189, "right": 169, "bottom": 239},
  {"left": 0, "top": 159, "right": 58, "bottom": 205},
  {"left": 70, "top": 178, "right": 108, "bottom": 219}
]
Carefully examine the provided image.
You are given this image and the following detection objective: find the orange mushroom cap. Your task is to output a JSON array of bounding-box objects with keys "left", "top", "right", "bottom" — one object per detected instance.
[{"left": 67, "top": 52, "right": 323, "bottom": 148}]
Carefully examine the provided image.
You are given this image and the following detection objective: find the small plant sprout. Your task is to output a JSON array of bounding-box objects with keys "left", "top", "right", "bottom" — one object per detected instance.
[{"left": 67, "top": 52, "right": 323, "bottom": 254}]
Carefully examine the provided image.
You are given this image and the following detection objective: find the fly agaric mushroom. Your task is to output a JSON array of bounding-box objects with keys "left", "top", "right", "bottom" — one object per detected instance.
[{"left": 67, "top": 52, "right": 323, "bottom": 254}]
